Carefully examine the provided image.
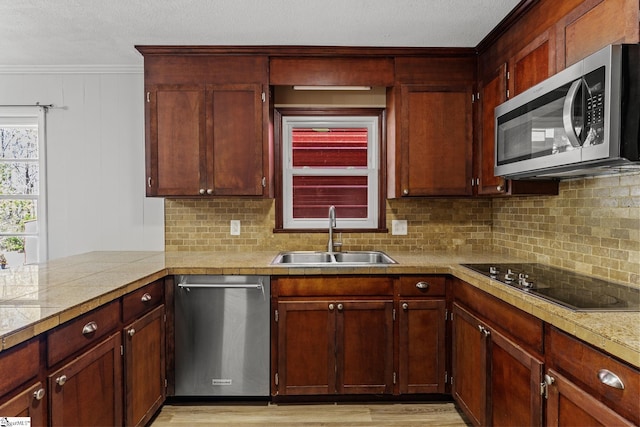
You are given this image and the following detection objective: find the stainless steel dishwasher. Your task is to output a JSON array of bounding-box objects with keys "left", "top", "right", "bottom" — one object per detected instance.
[{"left": 174, "top": 275, "right": 270, "bottom": 397}]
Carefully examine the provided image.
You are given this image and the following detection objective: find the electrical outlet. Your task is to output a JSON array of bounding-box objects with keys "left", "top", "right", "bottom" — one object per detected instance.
[
  {"left": 392, "top": 220, "right": 407, "bottom": 235},
  {"left": 230, "top": 220, "right": 241, "bottom": 236}
]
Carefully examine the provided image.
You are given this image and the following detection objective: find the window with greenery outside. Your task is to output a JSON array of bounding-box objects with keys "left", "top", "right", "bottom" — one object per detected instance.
[{"left": 0, "top": 123, "right": 39, "bottom": 267}]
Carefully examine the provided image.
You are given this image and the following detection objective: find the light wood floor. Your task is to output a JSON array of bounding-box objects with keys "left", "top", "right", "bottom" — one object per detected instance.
[{"left": 150, "top": 402, "right": 472, "bottom": 426}]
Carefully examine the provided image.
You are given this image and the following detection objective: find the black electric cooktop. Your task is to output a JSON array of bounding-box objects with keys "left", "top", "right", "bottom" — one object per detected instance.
[{"left": 462, "top": 263, "right": 640, "bottom": 311}]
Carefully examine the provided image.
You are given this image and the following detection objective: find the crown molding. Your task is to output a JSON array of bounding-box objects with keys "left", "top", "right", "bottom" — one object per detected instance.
[{"left": 0, "top": 65, "right": 143, "bottom": 74}]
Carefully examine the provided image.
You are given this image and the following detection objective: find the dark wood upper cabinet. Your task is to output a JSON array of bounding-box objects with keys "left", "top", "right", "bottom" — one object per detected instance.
[
  {"left": 146, "top": 85, "right": 205, "bottom": 197},
  {"left": 476, "top": 63, "right": 507, "bottom": 196},
  {"left": 510, "top": 30, "right": 556, "bottom": 97},
  {"left": 137, "top": 52, "right": 270, "bottom": 197},
  {"left": 138, "top": 0, "right": 640, "bottom": 201},
  {"left": 269, "top": 57, "right": 394, "bottom": 86},
  {"left": 389, "top": 55, "right": 475, "bottom": 198}
]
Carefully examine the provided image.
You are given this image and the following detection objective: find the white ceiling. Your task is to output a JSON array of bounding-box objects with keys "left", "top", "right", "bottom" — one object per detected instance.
[{"left": 0, "top": 0, "right": 521, "bottom": 67}]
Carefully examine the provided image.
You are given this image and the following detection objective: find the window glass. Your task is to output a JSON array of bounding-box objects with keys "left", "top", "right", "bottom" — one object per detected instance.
[
  {"left": 282, "top": 114, "right": 379, "bottom": 230},
  {"left": 0, "top": 107, "right": 47, "bottom": 265}
]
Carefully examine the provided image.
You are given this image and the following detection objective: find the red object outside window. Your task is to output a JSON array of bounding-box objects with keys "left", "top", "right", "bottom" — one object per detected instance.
[{"left": 291, "top": 128, "right": 368, "bottom": 219}]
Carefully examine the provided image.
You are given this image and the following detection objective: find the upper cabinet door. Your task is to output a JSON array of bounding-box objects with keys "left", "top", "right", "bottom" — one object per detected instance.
[
  {"left": 477, "top": 64, "right": 507, "bottom": 196},
  {"left": 145, "top": 84, "right": 267, "bottom": 197},
  {"left": 510, "top": 30, "right": 556, "bottom": 98},
  {"left": 141, "top": 54, "right": 269, "bottom": 198},
  {"left": 206, "top": 84, "right": 265, "bottom": 196},
  {"left": 146, "top": 85, "right": 206, "bottom": 197},
  {"left": 399, "top": 84, "right": 473, "bottom": 197}
]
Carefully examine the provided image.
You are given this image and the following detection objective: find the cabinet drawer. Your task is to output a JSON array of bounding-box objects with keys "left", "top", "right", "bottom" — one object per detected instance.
[
  {"left": 397, "top": 276, "right": 446, "bottom": 297},
  {"left": 453, "top": 278, "right": 544, "bottom": 355},
  {"left": 546, "top": 326, "right": 640, "bottom": 424},
  {"left": 0, "top": 338, "right": 40, "bottom": 398},
  {"left": 47, "top": 300, "right": 121, "bottom": 367},
  {"left": 122, "top": 279, "right": 164, "bottom": 324},
  {"left": 274, "top": 276, "right": 393, "bottom": 297}
]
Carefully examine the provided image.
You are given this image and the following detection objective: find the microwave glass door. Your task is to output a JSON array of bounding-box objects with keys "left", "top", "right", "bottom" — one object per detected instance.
[{"left": 496, "top": 80, "right": 581, "bottom": 167}]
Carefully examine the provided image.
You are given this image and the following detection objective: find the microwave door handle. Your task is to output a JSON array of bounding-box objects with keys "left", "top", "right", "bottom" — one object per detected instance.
[{"left": 562, "top": 79, "right": 583, "bottom": 148}]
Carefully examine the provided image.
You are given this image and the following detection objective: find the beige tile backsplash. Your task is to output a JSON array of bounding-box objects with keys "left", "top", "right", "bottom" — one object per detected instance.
[
  {"left": 493, "top": 173, "right": 640, "bottom": 286},
  {"left": 165, "top": 173, "right": 640, "bottom": 286},
  {"left": 165, "top": 198, "right": 493, "bottom": 254}
]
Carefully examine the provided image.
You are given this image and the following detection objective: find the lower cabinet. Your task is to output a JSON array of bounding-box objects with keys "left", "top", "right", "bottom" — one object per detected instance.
[
  {"left": 545, "top": 369, "right": 635, "bottom": 427},
  {"left": 123, "top": 304, "right": 166, "bottom": 427},
  {"left": 452, "top": 302, "right": 544, "bottom": 426},
  {"left": 452, "top": 281, "right": 545, "bottom": 427},
  {"left": 273, "top": 276, "right": 395, "bottom": 396},
  {"left": 272, "top": 275, "right": 450, "bottom": 398},
  {"left": 451, "top": 303, "right": 486, "bottom": 425},
  {"left": 0, "top": 382, "right": 47, "bottom": 425},
  {"left": 42, "top": 279, "right": 165, "bottom": 427},
  {"left": 49, "top": 333, "right": 123, "bottom": 427},
  {"left": 397, "top": 276, "right": 447, "bottom": 394},
  {"left": 0, "top": 338, "right": 45, "bottom": 425},
  {"left": 276, "top": 298, "right": 394, "bottom": 395},
  {"left": 545, "top": 326, "right": 639, "bottom": 426}
]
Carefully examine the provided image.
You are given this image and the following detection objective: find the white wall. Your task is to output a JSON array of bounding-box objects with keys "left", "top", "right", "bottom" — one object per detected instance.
[{"left": 0, "top": 69, "right": 164, "bottom": 260}]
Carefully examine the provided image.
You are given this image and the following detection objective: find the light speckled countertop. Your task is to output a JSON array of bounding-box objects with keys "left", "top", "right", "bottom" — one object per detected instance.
[{"left": 0, "top": 250, "right": 638, "bottom": 369}]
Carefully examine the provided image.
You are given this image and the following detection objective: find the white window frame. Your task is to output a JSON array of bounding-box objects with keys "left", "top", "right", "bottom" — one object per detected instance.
[
  {"left": 282, "top": 115, "right": 379, "bottom": 229},
  {"left": 0, "top": 106, "right": 48, "bottom": 263}
]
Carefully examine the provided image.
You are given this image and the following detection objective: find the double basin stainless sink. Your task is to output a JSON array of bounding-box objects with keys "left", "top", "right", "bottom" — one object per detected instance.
[{"left": 271, "top": 251, "right": 397, "bottom": 267}]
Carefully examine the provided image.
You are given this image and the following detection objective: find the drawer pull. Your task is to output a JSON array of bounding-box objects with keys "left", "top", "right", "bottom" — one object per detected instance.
[
  {"left": 415, "top": 281, "right": 430, "bottom": 290},
  {"left": 402, "top": 303, "right": 409, "bottom": 310},
  {"left": 33, "top": 388, "right": 46, "bottom": 400},
  {"left": 56, "top": 375, "right": 67, "bottom": 386},
  {"left": 598, "top": 369, "right": 624, "bottom": 390},
  {"left": 82, "top": 321, "right": 98, "bottom": 335},
  {"left": 141, "top": 293, "right": 152, "bottom": 302}
]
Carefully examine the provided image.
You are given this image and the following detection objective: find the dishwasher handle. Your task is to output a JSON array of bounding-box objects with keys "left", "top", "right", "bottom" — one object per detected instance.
[{"left": 178, "top": 282, "right": 264, "bottom": 289}]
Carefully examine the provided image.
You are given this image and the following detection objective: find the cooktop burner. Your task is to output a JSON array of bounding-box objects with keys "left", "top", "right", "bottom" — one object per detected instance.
[{"left": 462, "top": 263, "right": 640, "bottom": 311}]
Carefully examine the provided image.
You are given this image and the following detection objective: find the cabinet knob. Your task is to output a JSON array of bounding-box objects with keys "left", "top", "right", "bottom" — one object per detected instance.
[
  {"left": 33, "top": 388, "right": 46, "bottom": 401},
  {"left": 337, "top": 303, "right": 344, "bottom": 311},
  {"left": 402, "top": 303, "right": 409, "bottom": 310},
  {"left": 478, "top": 325, "right": 491, "bottom": 337},
  {"left": 141, "top": 293, "right": 152, "bottom": 302},
  {"left": 199, "top": 189, "right": 206, "bottom": 195},
  {"left": 56, "top": 375, "right": 67, "bottom": 386},
  {"left": 128, "top": 328, "right": 136, "bottom": 337},
  {"left": 82, "top": 321, "right": 98, "bottom": 335},
  {"left": 484, "top": 329, "right": 491, "bottom": 337},
  {"left": 415, "top": 281, "right": 430, "bottom": 290},
  {"left": 206, "top": 189, "right": 213, "bottom": 195},
  {"left": 402, "top": 189, "right": 409, "bottom": 195},
  {"left": 329, "top": 303, "right": 335, "bottom": 311},
  {"left": 497, "top": 185, "right": 504, "bottom": 192},
  {"left": 598, "top": 369, "right": 624, "bottom": 390}
]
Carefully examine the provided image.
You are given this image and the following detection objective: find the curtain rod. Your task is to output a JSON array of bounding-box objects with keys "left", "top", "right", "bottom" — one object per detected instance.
[{"left": 2, "top": 103, "right": 57, "bottom": 109}]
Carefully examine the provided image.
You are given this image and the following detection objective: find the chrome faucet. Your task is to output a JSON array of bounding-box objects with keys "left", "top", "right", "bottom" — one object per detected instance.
[{"left": 327, "top": 205, "right": 336, "bottom": 252}]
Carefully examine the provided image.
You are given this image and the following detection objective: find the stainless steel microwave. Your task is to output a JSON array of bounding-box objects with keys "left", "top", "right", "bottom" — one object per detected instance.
[{"left": 495, "top": 44, "right": 639, "bottom": 179}]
